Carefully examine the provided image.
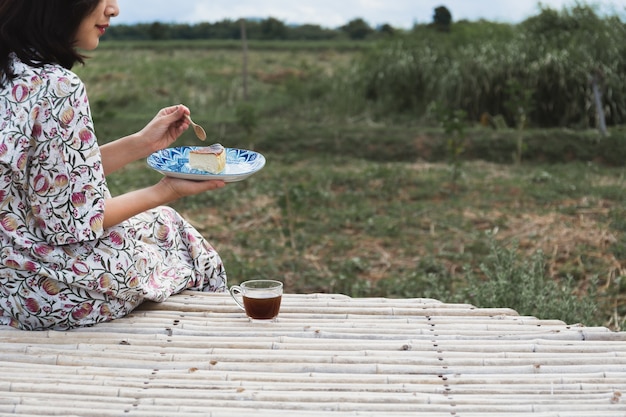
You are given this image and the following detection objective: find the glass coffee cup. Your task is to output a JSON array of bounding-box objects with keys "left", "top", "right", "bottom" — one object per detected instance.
[{"left": 229, "top": 280, "right": 283, "bottom": 320}]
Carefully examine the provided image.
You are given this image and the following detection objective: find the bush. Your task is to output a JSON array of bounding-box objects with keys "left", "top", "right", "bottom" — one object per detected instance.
[
  {"left": 461, "top": 237, "right": 598, "bottom": 326},
  {"left": 341, "top": 4, "right": 626, "bottom": 128}
]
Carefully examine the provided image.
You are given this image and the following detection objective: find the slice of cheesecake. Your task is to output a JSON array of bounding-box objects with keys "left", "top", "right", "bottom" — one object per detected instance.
[{"left": 188, "top": 144, "right": 226, "bottom": 174}]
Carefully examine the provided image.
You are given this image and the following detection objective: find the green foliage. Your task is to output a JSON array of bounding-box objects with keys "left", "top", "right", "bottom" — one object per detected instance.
[
  {"left": 342, "top": 4, "right": 626, "bottom": 128},
  {"left": 259, "top": 18, "right": 288, "bottom": 40},
  {"left": 340, "top": 18, "right": 375, "bottom": 40},
  {"left": 433, "top": 6, "right": 453, "bottom": 32},
  {"left": 146, "top": 22, "right": 167, "bottom": 40},
  {"left": 104, "top": 17, "right": 389, "bottom": 42},
  {"left": 504, "top": 79, "right": 534, "bottom": 164},
  {"left": 429, "top": 102, "right": 467, "bottom": 185},
  {"left": 461, "top": 237, "right": 599, "bottom": 326},
  {"left": 504, "top": 79, "right": 534, "bottom": 130},
  {"left": 235, "top": 103, "right": 258, "bottom": 138}
]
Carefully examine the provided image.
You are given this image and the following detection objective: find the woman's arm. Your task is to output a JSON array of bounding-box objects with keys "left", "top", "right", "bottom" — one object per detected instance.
[
  {"left": 99, "top": 133, "right": 143, "bottom": 175},
  {"left": 100, "top": 105, "right": 191, "bottom": 176},
  {"left": 99, "top": 104, "right": 224, "bottom": 229},
  {"left": 103, "top": 177, "right": 225, "bottom": 229}
]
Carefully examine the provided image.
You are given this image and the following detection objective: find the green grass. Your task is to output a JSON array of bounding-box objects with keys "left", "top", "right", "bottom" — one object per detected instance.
[{"left": 77, "top": 42, "right": 626, "bottom": 330}]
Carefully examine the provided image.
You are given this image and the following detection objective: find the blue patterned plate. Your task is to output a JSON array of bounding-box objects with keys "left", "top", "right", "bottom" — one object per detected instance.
[{"left": 147, "top": 147, "right": 266, "bottom": 182}]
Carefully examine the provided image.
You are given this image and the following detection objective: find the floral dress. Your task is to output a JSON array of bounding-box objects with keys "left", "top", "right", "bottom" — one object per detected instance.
[{"left": 0, "top": 55, "right": 227, "bottom": 330}]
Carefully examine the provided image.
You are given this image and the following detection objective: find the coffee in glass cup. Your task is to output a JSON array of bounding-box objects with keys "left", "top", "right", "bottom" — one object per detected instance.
[{"left": 229, "top": 280, "right": 283, "bottom": 320}]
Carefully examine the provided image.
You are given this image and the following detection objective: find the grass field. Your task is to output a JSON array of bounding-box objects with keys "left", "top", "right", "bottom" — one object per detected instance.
[{"left": 76, "top": 40, "right": 626, "bottom": 330}]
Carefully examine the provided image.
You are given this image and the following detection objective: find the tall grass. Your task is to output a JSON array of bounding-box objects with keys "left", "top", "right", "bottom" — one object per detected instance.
[{"left": 342, "top": 5, "right": 626, "bottom": 128}]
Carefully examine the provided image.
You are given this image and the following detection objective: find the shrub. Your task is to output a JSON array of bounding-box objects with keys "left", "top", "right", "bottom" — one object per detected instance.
[
  {"left": 461, "top": 237, "right": 598, "bottom": 326},
  {"left": 341, "top": 4, "right": 626, "bottom": 128}
]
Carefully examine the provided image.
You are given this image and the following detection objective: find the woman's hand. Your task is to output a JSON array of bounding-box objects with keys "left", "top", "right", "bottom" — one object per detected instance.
[
  {"left": 138, "top": 104, "right": 191, "bottom": 154},
  {"left": 100, "top": 104, "right": 192, "bottom": 175}
]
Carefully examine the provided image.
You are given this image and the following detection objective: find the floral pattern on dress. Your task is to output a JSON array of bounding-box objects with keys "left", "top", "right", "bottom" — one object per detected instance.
[{"left": 0, "top": 56, "right": 226, "bottom": 330}]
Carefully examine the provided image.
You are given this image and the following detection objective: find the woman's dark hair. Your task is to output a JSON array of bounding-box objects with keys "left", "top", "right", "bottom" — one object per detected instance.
[{"left": 0, "top": 0, "right": 101, "bottom": 86}]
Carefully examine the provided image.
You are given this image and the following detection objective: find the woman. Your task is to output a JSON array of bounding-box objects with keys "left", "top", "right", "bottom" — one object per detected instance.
[{"left": 0, "top": 0, "right": 228, "bottom": 330}]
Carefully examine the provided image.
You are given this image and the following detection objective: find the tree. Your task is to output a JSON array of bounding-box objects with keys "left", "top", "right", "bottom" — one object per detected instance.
[
  {"left": 148, "top": 22, "right": 168, "bottom": 40},
  {"left": 289, "top": 24, "right": 339, "bottom": 41},
  {"left": 433, "top": 6, "right": 452, "bottom": 32},
  {"left": 379, "top": 23, "right": 396, "bottom": 36},
  {"left": 260, "top": 17, "right": 288, "bottom": 40},
  {"left": 340, "top": 18, "right": 374, "bottom": 40}
]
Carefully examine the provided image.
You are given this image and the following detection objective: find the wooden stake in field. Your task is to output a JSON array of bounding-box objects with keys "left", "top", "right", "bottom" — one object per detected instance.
[{"left": 240, "top": 18, "right": 249, "bottom": 101}]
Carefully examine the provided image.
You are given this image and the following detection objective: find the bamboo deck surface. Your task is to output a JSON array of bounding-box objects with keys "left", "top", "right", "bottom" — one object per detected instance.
[{"left": 1, "top": 292, "right": 626, "bottom": 416}]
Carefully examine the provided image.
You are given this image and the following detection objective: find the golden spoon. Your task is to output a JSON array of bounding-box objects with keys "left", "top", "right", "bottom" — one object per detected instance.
[{"left": 187, "top": 115, "right": 207, "bottom": 141}]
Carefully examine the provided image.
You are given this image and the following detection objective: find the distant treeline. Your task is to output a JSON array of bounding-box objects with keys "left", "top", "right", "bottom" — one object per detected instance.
[
  {"left": 103, "top": 18, "right": 399, "bottom": 42},
  {"left": 102, "top": 7, "right": 456, "bottom": 42}
]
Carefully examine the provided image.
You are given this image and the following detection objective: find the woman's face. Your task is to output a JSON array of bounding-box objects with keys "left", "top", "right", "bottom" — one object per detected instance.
[{"left": 75, "top": 0, "right": 119, "bottom": 50}]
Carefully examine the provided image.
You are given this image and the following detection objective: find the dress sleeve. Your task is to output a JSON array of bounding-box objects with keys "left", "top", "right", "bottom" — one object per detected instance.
[{"left": 28, "top": 69, "right": 107, "bottom": 245}]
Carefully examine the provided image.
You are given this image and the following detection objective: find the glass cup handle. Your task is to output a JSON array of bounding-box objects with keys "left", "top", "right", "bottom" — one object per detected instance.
[{"left": 229, "top": 285, "right": 246, "bottom": 311}]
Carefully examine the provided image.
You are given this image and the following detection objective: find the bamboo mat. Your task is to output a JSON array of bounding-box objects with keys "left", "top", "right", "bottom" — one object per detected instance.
[{"left": 1, "top": 292, "right": 626, "bottom": 417}]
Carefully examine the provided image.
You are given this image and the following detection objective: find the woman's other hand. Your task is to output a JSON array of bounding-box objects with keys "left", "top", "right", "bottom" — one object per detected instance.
[{"left": 158, "top": 176, "right": 226, "bottom": 200}]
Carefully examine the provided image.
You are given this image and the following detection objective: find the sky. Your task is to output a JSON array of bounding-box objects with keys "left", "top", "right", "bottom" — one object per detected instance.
[{"left": 115, "top": 0, "right": 626, "bottom": 29}]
